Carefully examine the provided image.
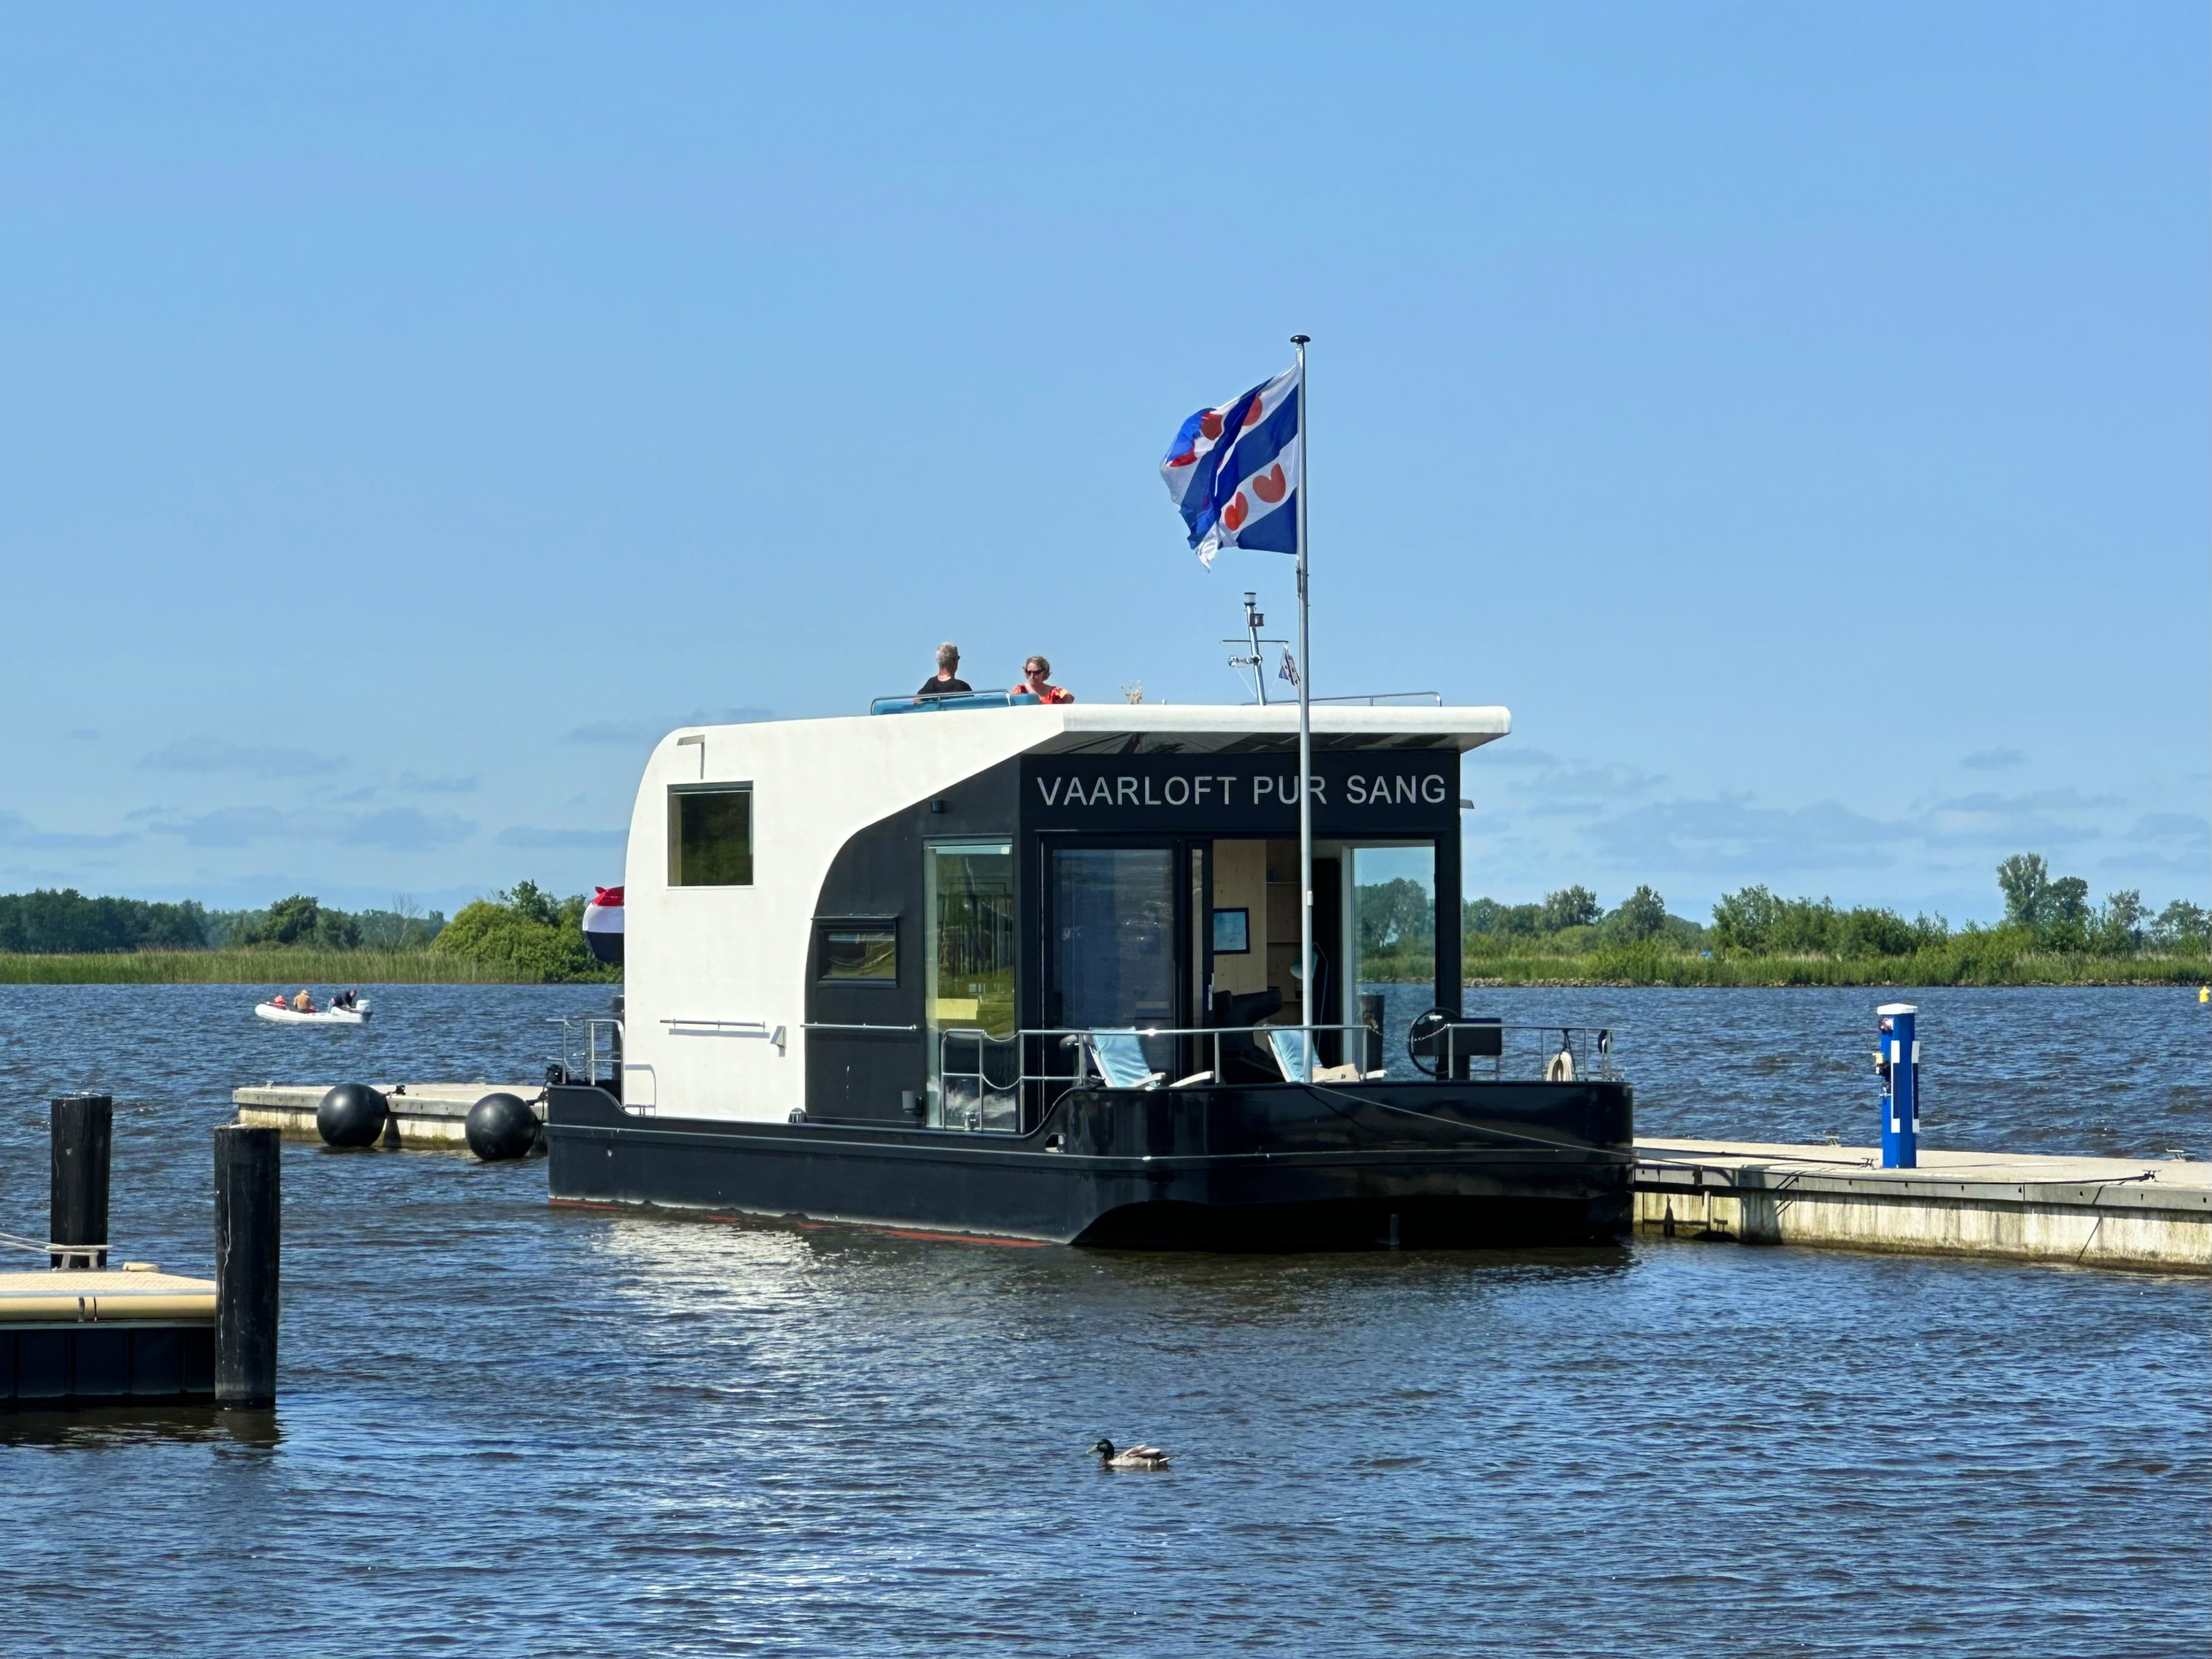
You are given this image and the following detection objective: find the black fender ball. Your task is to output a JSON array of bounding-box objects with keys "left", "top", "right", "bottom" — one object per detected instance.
[
  {"left": 465, "top": 1092, "right": 540, "bottom": 1162},
  {"left": 317, "top": 1082, "right": 389, "bottom": 1148}
]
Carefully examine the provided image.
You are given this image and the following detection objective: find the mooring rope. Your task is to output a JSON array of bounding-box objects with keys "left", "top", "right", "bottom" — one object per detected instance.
[{"left": 0, "top": 1228, "right": 106, "bottom": 1256}]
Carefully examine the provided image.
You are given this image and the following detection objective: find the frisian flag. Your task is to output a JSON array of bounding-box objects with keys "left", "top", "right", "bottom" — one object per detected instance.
[{"left": 1158, "top": 363, "right": 1300, "bottom": 567}]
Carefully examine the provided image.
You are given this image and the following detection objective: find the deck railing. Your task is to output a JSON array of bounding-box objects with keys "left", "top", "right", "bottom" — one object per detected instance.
[
  {"left": 930, "top": 1019, "right": 1622, "bottom": 1133},
  {"left": 868, "top": 689, "right": 1043, "bottom": 716},
  {"left": 549, "top": 1015, "right": 623, "bottom": 1090}
]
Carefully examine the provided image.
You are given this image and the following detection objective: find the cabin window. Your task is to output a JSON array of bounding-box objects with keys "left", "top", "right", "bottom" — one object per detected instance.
[
  {"left": 924, "top": 841, "right": 1016, "bottom": 1035},
  {"left": 667, "top": 784, "right": 753, "bottom": 887},
  {"left": 1352, "top": 843, "right": 1436, "bottom": 1001},
  {"left": 818, "top": 924, "right": 897, "bottom": 985},
  {"left": 925, "top": 840, "right": 1018, "bottom": 1130}
]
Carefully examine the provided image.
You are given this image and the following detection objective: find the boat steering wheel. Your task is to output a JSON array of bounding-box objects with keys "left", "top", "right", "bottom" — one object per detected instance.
[{"left": 1406, "top": 1006, "right": 1458, "bottom": 1079}]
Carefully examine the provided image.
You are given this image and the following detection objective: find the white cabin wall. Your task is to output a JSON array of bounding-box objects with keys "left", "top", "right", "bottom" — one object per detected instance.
[
  {"left": 618, "top": 703, "right": 1511, "bottom": 1125},
  {"left": 621, "top": 710, "right": 1064, "bottom": 1123}
]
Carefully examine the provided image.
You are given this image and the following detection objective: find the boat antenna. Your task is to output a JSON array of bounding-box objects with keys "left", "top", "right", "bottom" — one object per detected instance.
[{"left": 1223, "top": 590, "right": 1288, "bottom": 705}]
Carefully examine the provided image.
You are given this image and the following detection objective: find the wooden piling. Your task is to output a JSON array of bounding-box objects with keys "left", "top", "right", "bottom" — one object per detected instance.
[
  {"left": 50, "top": 1094, "right": 113, "bottom": 1270},
  {"left": 213, "top": 1125, "right": 280, "bottom": 1408}
]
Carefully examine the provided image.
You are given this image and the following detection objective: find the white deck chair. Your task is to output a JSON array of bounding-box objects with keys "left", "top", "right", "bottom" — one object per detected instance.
[
  {"left": 1082, "top": 1028, "right": 1166, "bottom": 1091},
  {"left": 1263, "top": 1026, "right": 1370, "bottom": 1085}
]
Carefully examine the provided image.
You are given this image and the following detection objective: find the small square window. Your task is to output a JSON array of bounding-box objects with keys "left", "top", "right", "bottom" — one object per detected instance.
[
  {"left": 669, "top": 784, "right": 753, "bottom": 887},
  {"left": 818, "top": 924, "right": 897, "bottom": 985},
  {"left": 1212, "top": 908, "right": 1250, "bottom": 954}
]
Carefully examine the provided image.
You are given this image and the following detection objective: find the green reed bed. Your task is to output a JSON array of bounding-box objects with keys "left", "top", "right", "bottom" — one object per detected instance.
[
  {"left": 1355, "top": 944, "right": 2212, "bottom": 988},
  {"left": 0, "top": 949, "right": 533, "bottom": 985}
]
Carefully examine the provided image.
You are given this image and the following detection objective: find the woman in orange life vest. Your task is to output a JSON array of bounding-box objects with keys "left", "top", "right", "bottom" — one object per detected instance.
[{"left": 1014, "top": 654, "right": 1074, "bottom": 704}]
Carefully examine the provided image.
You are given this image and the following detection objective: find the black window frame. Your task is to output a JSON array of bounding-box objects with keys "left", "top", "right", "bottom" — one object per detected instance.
[
  {"left": 667, "top": 782, "right": 755, "bottom": 887},
  {"left": 815, "top": 918, "right": 899, "bottom": 987}
]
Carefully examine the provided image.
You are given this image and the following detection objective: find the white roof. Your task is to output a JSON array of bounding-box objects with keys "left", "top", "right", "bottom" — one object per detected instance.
[
  {"left": 672, "top": 702, "right": 1513, "bottom": 757},
  {"left": 1034, "top": 703, "right": 1509, "bottom": 754}
]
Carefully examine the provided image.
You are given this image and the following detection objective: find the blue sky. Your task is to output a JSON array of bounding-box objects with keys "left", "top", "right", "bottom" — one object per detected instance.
[{"left": 2, "top": 3, "right": 2204, "bottom": 925}]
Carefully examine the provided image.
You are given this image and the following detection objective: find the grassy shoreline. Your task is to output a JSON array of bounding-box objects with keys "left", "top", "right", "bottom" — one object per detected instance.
[
  {"left": 3, "top": 947, "right": 2203, "bottom": 989},
  {"left": 1381, "top": 948, "right": 2212, "bottom": 988},
  {"left": 0, "top": 949, "right": 552, "bottom": 985}
]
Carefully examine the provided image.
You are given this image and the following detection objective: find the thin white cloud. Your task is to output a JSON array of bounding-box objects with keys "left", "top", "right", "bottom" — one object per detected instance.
[
  {"left": 563, "top": 707, "right": 773, "bottom": 745},
  {"left": 138, "top": 739, "right": 343, "bottom": 779},
  {"left": 143, "top": 806, "right": 474, "bottom": 852},
  {"left": 1918, "top": 789, "right": 2118, "bottom": 850},
  {"left": 2126, "top": 811, "right": 2210, "bottom": 843},
  {"left": 335, "top": 810, "right": 475, "bottom": 851},
  {"left": 146, "top": 807, "right": 290, "bottom": 849},
  {"left": 1582, "top": 795, "right": 1909, "bottom": 873},
  {"left": 495, "top": 826, "right": 626, "bottom": 849},
  {"left": 1959, "top": 748, "right": 2026, "bottom": 771},
  {"left": 0, "top": 810, "right": 135, "bottom": 850}
]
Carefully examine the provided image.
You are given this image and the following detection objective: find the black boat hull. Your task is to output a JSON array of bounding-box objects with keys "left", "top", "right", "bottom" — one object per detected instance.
[{"left": 545, "top": 1078, "right": 1633, "bottom": 1250}]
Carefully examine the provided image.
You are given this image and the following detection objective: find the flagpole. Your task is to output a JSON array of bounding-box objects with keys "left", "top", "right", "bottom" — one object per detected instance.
[{"left": 1291, "top": 332, "right": 1312, "bottom": 1083}]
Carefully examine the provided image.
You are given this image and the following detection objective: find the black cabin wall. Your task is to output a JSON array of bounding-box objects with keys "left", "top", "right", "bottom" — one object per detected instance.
[
  {"left": 806, "top": 758, "right": 1021, "bottom": 1121},
  {"left": 806, "top": 743, "right": 1463, "bottom": 1119}
]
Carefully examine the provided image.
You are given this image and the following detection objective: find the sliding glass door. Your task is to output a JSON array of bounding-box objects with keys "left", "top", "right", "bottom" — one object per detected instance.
[
  {"left": 1048, "top": 845, "right": 1180, "bottom": 1079},
  {"left": 925, "top": 840, "right": 1017, "bottom": 1129}
]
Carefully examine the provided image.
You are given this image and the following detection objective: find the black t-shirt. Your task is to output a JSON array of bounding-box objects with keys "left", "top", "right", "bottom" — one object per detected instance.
[{"left": 917, "top": 676, "right": 972, "bottom": 697}]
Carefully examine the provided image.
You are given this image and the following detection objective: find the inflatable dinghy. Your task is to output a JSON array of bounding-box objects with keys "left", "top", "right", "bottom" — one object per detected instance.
[{"left": 254, "top": 1000, "right": 371, "bottom": 1025}]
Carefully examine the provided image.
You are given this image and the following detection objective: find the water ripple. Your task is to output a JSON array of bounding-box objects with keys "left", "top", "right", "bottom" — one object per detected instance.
[{"left": 0, "top": 984, "right": 2205, "bottom": 1656}]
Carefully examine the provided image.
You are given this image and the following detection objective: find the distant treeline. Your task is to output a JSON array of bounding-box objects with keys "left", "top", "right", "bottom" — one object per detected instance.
[
  {"left": 1356, "top": 879, "right": 1708, "bottom": 965},
  {"left": 0, "top": 880, "right": 614, "bottom": 984},
  {"left": 0, "top": 888, "right": 447, "bottom": 954},
  {"left": 1355, "top": 855, "right": 2210, "bottom": 984},
  {"left": 0, "top": 889, "right": 214, "bottom": 954},
  {"left": 434, "top": 880, "right": 614, "bottom": 982}
]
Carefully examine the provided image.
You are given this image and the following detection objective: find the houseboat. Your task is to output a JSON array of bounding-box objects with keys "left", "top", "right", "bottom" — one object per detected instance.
[{"left": 543, "top": 693, "right": 1634, "bottom": 1248}]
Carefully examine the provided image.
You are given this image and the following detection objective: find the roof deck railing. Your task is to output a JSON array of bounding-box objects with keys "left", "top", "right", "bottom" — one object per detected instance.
[
  {"left": 1307, "top": 690, "right": 1443, "bottom": 706},
  {"left": 869, "top": 689, "right": 1043, "bottom": 716},
  {"left": 871, "top": 688, "right": 1448, "bottom": 716},
  {"left": 927, "top": 1019, "right": 1622, "bottom": 1133}
]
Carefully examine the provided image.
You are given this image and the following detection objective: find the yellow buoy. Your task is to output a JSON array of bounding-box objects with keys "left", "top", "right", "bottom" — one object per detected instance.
[{"left": 2200, "top": 986, "right": 2208, "bottom": 1003}]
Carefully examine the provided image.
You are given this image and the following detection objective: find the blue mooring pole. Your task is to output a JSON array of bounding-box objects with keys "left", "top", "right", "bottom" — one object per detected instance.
[{"left": 1877, "top": 1002, "right": 1919, "bottom": 1169}]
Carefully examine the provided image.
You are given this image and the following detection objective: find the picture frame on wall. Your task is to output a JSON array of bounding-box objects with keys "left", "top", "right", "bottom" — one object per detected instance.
[{"left": 1212, "top": 908, "right": 1250, "bottom": 954}]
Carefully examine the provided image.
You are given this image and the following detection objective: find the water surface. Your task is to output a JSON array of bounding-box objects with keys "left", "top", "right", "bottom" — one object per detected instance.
[{"left": 0, "top": 984, "right": 2204, "bottom": 1656}]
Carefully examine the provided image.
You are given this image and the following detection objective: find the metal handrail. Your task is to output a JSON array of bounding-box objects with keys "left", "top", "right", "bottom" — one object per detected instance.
[
  {"left": 1417, "top": 1020, "right": 1623, "bottom": 1082},
  {"left": 933, "top": 1022, "right": 1380, "bottom": 1131},
  {"left": 1307, "top": 691, "right": 1443, "bottom": 706},
  {"left": 869, "top": 690, "right": 1043, "bottom": 716},
  {"left": 550, "top": 1015, "right": 624, "bottom": 1085}
]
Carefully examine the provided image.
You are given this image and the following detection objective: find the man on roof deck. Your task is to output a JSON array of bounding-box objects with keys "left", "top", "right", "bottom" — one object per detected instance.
[
  {"left": 1016, "top": 654, "right": 1074, "bottom": 704},
  {"left": 917, "top": 642, "right": 972, "bottom": 699}
]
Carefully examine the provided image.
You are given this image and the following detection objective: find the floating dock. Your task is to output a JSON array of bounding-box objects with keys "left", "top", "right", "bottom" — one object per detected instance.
[
  {"left": 0, "top": 1267, "right": 219, "bottom": 1405},
  {"left": 234, "top": 1083, "right": 541, "bottom": 1148},
  {"left": 1635, "top": 1138, "right": 2210, "bottom": 1273},
  {"left": 224, "top": 1083, "right": 2212, "bottom": 1273}
]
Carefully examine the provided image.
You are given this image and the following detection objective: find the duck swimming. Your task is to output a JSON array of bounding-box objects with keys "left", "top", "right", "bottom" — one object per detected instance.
[{"left": 1090, "top": 1439, "right": 1171, "bottom": 1470}]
